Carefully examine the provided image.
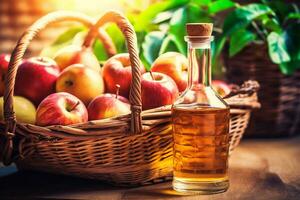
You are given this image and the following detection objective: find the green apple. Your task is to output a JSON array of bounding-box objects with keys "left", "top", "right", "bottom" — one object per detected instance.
[{"left": 0, "top": 96, "right": 36, "bottom": 124}]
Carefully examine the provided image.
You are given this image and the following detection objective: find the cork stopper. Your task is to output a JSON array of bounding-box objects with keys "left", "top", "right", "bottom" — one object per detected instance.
[{"left": 186, "top": 23, "right": 213, "bottom": 37}]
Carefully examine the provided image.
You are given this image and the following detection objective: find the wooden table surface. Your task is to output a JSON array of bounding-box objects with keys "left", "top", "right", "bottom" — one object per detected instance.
[{"left": 1, "top": 136, "right": 300, "bottom": 200}]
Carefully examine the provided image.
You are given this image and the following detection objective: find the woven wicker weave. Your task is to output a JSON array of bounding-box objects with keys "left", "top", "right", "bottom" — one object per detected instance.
[
  {"left": 224, "top": 43, "right": 300, "bottom": 137},
  {"left": 0, "top": 11, "right": 259, "bottom": 186}
]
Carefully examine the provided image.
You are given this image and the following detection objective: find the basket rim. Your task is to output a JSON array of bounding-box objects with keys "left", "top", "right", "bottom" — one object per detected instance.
[
  {"left": 11, "top": 105, "right": 251, "bottom": 140},
  {"left": 7, "top": 79, "right": 259, "bottom": 139}
]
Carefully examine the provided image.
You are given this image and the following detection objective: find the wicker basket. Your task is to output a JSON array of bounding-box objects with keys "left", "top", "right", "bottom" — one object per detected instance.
[
  {"left": 0, "top": 11, "right": 259, "bottom": 186},
  {"left": 224, "top": 43, "right": 300, "bottom": 137}
]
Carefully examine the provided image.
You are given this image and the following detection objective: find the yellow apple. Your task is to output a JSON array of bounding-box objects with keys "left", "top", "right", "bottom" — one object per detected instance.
[
  {"left": 0, "top": 96, "right": 36, "bottom": 124},
  {"left": 56, "top": 64, "right": 104, "bottom": 105},
  {"left": 151, "top": 52, "right": 188, "bottom": 92},
  {"left": 54, "top": 45, "right": 100, "bottom": 72}
]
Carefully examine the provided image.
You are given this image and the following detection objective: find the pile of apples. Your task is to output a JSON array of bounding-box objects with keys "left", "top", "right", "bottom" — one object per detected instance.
[{"left": 0, "top": 46, "right": 231, "bottom": 126}]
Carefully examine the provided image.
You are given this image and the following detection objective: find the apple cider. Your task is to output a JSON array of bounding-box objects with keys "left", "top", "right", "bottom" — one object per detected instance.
[
  {"left": 171, "top": 23, "right": 230, "bottom": 194},
  {"left": 172, "top": 106, "right": 230, "bottom": 189}
]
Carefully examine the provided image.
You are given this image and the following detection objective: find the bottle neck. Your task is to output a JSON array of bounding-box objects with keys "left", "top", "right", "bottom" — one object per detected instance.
[{"left": 187, "top": 40, "right": 212, "bottom": 88}]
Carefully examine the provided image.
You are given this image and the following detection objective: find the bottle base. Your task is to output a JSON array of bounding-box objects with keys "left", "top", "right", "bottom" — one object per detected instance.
[{"left": 172, "top": 178, "right": 229, "bottom": 195}]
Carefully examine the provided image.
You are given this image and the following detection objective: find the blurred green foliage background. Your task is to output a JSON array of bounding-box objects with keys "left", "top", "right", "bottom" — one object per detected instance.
[{"left": 41, "top": 0, "right": 300, "bottom": 76}]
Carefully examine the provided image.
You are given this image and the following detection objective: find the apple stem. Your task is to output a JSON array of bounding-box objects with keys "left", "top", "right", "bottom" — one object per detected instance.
[
  {"left": 115, "top": 84, "right": 120, "bottom": 99},
  {"left": 149, "top": 71, "right": 155, "bottom": 80},
  {"left": 70, "top": 101, "right": 80, "bottom": 111}
]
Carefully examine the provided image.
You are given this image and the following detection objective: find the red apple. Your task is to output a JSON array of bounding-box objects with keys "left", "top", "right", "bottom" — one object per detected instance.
[
  {"left": 151, "top": 52, "right": 188, "bottom": 92},
  {"left": 102, "top": 53, "right": 145, "bottom": 98},
  {"left": 54, "top": 45, "right": 100, "bottom": 72},
  {"left": 141, "top": 72, "right": 179, "bottom": 110},
  {"left": 88, "top": 85, "right": 130, "bottom": 120},
  {"left": 0, "top": 54, "right": 10, "bottom": 96},
  {"left": 36, "top": 92, "right": 88, "bottom": 126},
  {"left": 15, "top": 57, "right": 60, "bottom": 105},
  {"left": 56, "top": 64, "right": 104, "bottom": 106},
  {"left": 212, "top": 80, "right": 231, "bottom": 97}
]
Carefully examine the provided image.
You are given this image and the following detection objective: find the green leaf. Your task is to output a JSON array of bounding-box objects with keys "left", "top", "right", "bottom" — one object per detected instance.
[
  {"left": 169, "top": 4, "right": 211, "bottom": 55},
  {"left": 281, "top": 23, "right": 300, "bottom": 74},
  {"left": 223, "top": 4, "right": 273, "bottom": 36},
  {"left": 168, "top": 33, "right": 186, "bottom": 55},
  {"left": 52, "top": 26, "right": 85, "bottom": 45},
  {"left": 159, "top": 34, "right": 182, "bottom": 55},
  {"left": 262, "top": 0, "right": 293, "bottom": 23},
  {"left": 261, "top": 17, "right": 281, "bottom": 33},
  {"left": 279, "top": 60, "right": 300, "bottom": 75},
  {"left": 159, "top": 35, "right": 173, "bottom": 55},
  {"left": 152, "top": 10, "right": 174, "bottom": 24},
  {"left": 287, "top": 13, "right": 300, "bottom": 20},
  {"left": 136, "top": 31, "right": 147, "bottom": 51},
  {"left": 140, "top": 53, "right": 151, "bottom": 71},
  {"left": 40, "top": 27, "right": 86, "bottom": 58},
  {"left": 169, "top": 7, "right": 188, "bottom": 55},
  {"left": 130, "top": 0, "right": 189, "bottom": 32},
  {"left": 229, "top": 29, "right": 256, "bottom": 57},
  {"left": 105, "top": 24, "right": 126, "bottom": 53},
  {"left": 212, "top": 36, "right": 226, "bottom": 60},
  {"left": 169, "top": 7, "right": 188, "bottom": 32},
  {"left": 188, "top": 3, "right": 211, "bottom": 22},
  {"left": 267, "top": 32, "right": 290, "bottom": 64},
  {"left": 191, "top": 0, "right": 211, "bottom": 6},
  {"left": 93, "top": 39, "right": 109, "bottom": 61},
  {"left": 208, "top": 0, "right": 235, "bottom": 14},
  {"left": 142, "top": 31, "right": 166, "bottom": 67},
  {"left": 267, "top": 20, "right": 300, "bottom": 75},
  {"left": 141, "top": 31, "right": 182, "bottom": 69},
  {"left": 284, "top": 23, "right": 300, "bottom": 61}
]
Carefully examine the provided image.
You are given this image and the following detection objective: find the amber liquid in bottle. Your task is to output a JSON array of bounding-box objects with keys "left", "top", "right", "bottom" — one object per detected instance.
[
  {"left": 172, "top": 107, "right": 230, "bottom": 183},
  {"left": 172, "top": 24, "right": 230, "bottom": 194}
]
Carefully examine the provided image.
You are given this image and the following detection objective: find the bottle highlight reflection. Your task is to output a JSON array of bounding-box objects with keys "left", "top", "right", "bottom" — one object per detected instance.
[{"left": 171, "top": 23, "right": 230, "bottom": 194}]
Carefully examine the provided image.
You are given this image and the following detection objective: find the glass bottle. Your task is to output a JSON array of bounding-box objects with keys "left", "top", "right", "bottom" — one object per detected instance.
[{"left": 171, "top": 23, "right": 230, "bottom": 194}]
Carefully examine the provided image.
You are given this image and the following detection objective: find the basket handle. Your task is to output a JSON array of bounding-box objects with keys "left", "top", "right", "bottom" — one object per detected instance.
[
  {"left": 83, "top": 11, "right": 142, "bottom": 134},
  {"left": 1, "top": 11, "right": 116, "bottom": 165}
]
